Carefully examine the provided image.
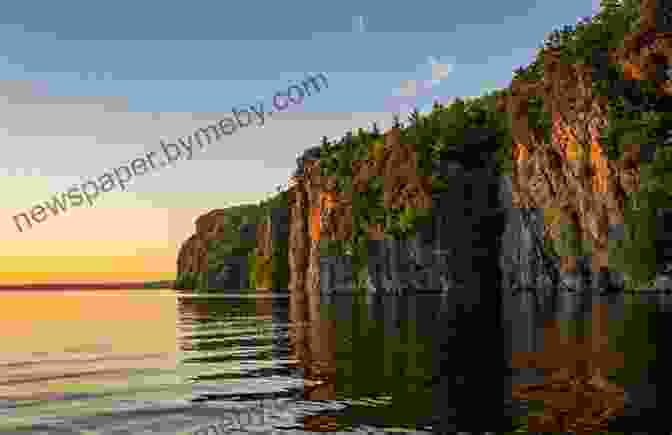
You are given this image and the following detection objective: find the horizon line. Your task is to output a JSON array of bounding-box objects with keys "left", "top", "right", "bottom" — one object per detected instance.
[{"left": 0, "top": 280, "right": 175, "bottom": 290}]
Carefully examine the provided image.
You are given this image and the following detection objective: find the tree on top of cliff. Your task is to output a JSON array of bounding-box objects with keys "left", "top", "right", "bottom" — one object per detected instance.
[
  {"left": 392, "top": 114, "right": 402, "bottom": 129},
  {"left": 371, "top": 121, "right": 381, "bottom": 137},
  {"left": 513, "top": 0, "right": 640, "bottom": 83}
]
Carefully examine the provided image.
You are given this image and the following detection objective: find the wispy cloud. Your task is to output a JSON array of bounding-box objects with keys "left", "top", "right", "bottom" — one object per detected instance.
[
  {"left": 385, "top": 56, "right": 455, "bottom": 113},
  {"left": 428, "top": 56, "right": 453, "bottom": 84},
  {"left": 394, "top": 56, "right": 454, "bottom": 98},
  {"left": 396, "top": 80, "right": 419, "bottom": 98}
]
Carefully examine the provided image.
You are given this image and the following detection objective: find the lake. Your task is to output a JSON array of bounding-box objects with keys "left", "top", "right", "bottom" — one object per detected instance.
[{"left": 0, "top": 288, "right": 669, "bottom": 433}]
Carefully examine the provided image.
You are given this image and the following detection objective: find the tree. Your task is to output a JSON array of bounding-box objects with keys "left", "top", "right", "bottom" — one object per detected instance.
[
  {"left": 392, "top": 114, "right": 402, "bottom": 128},
  {"left": 371, "top": 121, "right": 381, "bottom": 136}
]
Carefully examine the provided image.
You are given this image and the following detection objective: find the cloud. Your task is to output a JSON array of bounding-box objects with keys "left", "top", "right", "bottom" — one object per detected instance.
[
  {"left": 428, "top": 56, "right": 453, "bottom": 84},
  {"left": 386, "top": 56, "right": 455, "bottom": 114},
  {"left": 430, "top": 62, "right": 453, "bottom": 84},
  {"left": 394, "top": 57, "right": 454, "bottom": 97},
  {"left": 397, "top": 79, "right": 419, "bottom": 97}
]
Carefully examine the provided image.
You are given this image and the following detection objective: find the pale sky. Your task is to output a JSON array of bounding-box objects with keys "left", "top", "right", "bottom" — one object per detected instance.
[{"left": 0, "top": 0, "right": 603, "bottom": 284}]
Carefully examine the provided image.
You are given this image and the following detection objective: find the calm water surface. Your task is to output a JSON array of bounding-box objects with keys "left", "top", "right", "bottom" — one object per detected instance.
[{"left": 0, "top": 288, "right": 669, "bottom": 433}]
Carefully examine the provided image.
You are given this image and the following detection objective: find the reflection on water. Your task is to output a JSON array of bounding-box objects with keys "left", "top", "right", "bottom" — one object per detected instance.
[
  {"left": 505, "top": 290, "right": 668, "bottom": 433},
  {"left": 509, "top": 295, "right": 627, "bottom": 432},
  {"left": 0, "top": 288, "right": 669, "bottom": 433}
]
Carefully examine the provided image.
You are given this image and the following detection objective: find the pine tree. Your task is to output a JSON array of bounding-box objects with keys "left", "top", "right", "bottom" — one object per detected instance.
[
  {"left": 407, "top": 107, "right": 421, "bottom": 128},
  {"left": 357, "top": 127, "right": 367, "bottom": 147},
  {"left": 392, "top": 114, "right": 402, "bottom": 129},
  {"left": 371, "top": 121, "right": 381, "bottom": 137}
]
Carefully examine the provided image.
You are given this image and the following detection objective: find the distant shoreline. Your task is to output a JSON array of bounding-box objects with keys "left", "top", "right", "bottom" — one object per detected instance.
[{"left": 0, "top": 280, "right": 175, "bottom": 290}]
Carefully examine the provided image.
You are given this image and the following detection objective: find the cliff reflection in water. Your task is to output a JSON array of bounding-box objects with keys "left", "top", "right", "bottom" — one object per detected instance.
[
  {"left": 288, "top": 290, "right": 338, "bottom": 431},
  {"left": 174, "top": 288, "right": 670, "bottom": 433},
  {"left": 287, "top": 289, "right": 508, "bottom": 433},
  {"left": 176, "top": 291, "right": 456, "bottom": 432},
  {"left": 505, "top": 290, "right": 671, "bottom": 433}
]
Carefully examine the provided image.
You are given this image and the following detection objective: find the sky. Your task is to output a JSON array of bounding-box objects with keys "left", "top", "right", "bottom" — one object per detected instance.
[{"left": 0, "top": 0, "right": 605, "bottom": 284}]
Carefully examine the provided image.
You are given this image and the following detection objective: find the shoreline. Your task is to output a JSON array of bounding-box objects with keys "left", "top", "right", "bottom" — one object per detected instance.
[{"left": 0, "top": 281, "right": 175, "bottom": 290}]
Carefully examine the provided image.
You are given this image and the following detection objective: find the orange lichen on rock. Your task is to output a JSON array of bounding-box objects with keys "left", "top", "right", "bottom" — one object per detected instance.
[
  {"left": 320, "top": 191, "right": 337, "bottom": 211},
  {"left": 622, "top": 61, "right": 642, "bottom": 81},
  {"left": 310, "top": 191, "right": 338, "bottom": 242},
  {"left": 566, "top": 139, "right": 581, "bottom": 161},
  {"left": 552, "top": 111, "right": 580, "bottom": 161},
  {"left": 513, "top": 142, "right": 529, "bottom": 163},
  {"left": 310, "top": 206, "right": 321, "bottom": 241},
  {"left": 590, "top": 125, "right": 609, "bottom": 194}
]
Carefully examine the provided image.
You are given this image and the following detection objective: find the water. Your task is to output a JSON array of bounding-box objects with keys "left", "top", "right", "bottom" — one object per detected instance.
[{"left": 0, "top": 288, "right": 669, "bottom": 433}]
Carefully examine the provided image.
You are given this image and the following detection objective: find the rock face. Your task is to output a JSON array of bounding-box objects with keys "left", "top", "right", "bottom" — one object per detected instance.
[
  {"left": 319, "top": 255, "right": 355, "bottom": 294},
  {"left": 496, "top": 11, "right": 672, "bottom": 292},
  {"left": 177, "top": 209, "right": 258, "bottom": 290},
  {"left": 177, "top": 209, "right": 233, "bottom": 280},
  {"left": 207, "top": 255, "right": 247, "bottom": 289},
  {"left": 285, "top": 124, "right": 554, "bottom": 295},
  {"left": 270, "top": 206, "right": 290, "bottom": 244},
  {"left": 286, "top": 153, "right": 317, "bottom": 294},
  {"left": 286, "top": 127, "right": 435, "bottom": 296},
  {"left": 365, "top": 161, "right": 505, "bottom": 294},
  {"left": 179, "top": 0, "right": 672, "bottom": 295},
  {"left": 176, "top": 195, "right": 290, "bottom": 290}
]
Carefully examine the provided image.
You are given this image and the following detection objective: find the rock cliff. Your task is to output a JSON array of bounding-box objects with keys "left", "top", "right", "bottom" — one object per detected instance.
[
  {"left": 498, "top": 0, "right": 672, "bottom": 292},
  {"left": 177, "top": 0, "right": 672, "bottom": 295},
  {"left": 289, "top": 0, "right": 672, "bottom": 295},
  {"left": 176, "top": 209, "right": 232, "bottom": 286},
  {"left": 175, "top": 194, "right": 289, "bottom": 290}
]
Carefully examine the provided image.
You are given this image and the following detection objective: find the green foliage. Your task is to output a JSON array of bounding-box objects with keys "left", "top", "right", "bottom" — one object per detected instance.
[
  {"left": 384, "top": 207, "right": 432, "bottom": 240},
  {"left": 537, "top": 0, "right": 639, "bottom": 67},
  {"left": 344, "top": 222, "right": 370, "bottom": 288},
  {"left": 174, "top": 271, "right": 200, "bottom": 290},
  {"left": 320, "top": 239, "right": 346, "bottom": 257},
  {"left": 606, "top": 144, "right": 672, "bottom": 290},
  {"left": 175, "top": 270, "right": 207, "bottom": 291},
  {"left": 608, "top": 191, "right": 659, "bottom": 289},
  {"left": 513, "top": 54, "right": 544, "bottom": 82},
  {"left": 271, "top": 238, "right": 290, "bottom": 290},
  {"left": 178, "top": 189, "right": 290, "bottom": 291},
  {"left": 543, "top": 232, "right": 558, "bottom": 258},
  {"left": 314, "top": 85, "right": 511, "bottom": 282},
  {"left": 641, "top": 147, "right": 672, "bottom": 195},
  {"left": 553, "top": 221, "right": 586, "bottom": 258},
  {"left": 353, "top": 263, "right": 369, "bottom": 293},
  {"left": 526, "top": 95, "right": 552, "bottom": 144},
  {"left": 431, "top": 175, "right": 450, "bottom": 192},
  {"left": 592, "top": 64, "right": 666, "bottom": 161}
]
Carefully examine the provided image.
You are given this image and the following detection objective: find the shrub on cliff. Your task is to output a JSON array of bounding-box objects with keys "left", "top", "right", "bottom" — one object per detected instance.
[
  {"left": 174, "top": 271, "right": 207, "bottom": 290},
  {"left": 313, "top": 95, "right": 512, "bottom": 285},
  {"left": 608, "top": 190, "right": 660, "bottom": 288},
  {"left": 554, "top": 221, "right": 584, "bottom": 259}
]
